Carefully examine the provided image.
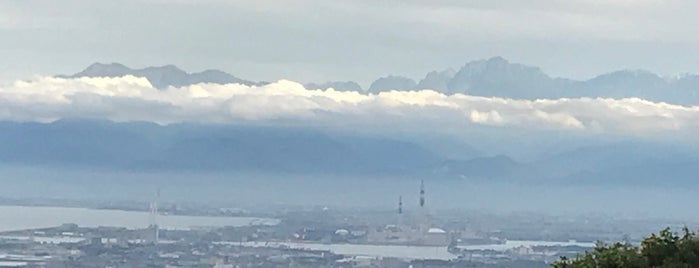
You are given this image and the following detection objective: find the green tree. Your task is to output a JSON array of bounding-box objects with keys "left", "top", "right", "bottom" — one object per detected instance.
[{"left": 552, "top": 227, "right": 699, "bottom": 268}]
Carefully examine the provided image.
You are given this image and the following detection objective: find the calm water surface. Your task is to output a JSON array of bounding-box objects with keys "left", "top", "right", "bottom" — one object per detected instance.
[{"left": 0, "top": 205, "right": 279, "bottom": 232}]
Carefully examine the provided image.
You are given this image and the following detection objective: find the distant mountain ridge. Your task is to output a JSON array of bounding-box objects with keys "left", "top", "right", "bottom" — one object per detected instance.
[
  {"left": 367, "top": 57, "right": 699, "bottom": 105},
  {"left": 0, "top": 120, "right": 444, "bottom": 175},
  {"left": 304, "top": 81, "right": 363, "bottom": 92},
  {"left": 61, "top": 63, "right": 262, "bottom": 89},
  {"left": 63, "top": 59, "right": 699, "bottom": 105},
  {"left": 1, "top": 119, "right": 698, "bottom": 186}
]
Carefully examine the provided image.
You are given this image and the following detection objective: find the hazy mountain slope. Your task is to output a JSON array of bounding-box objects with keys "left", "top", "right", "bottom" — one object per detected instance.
[
  {"left": 578, "top": 70, "right": 669, "bottom": 100},
  {"left": 435, "top": 155, "right": 521, "bottom": 180},
  {"left": 63, "top": 63, "right": 257, "bottom": 89},
  {"left": 532, "top": 141, "right": 699, "bottom": 185},
  {"left": 304, "top": 81, "right": 363, "bottom": 91},
  {"left": 368, "top": 75, "right": 417, "bottom": 93},
  {"left": 60, "top": 59, "right": 699, "bottom": 104},
  {"left": 447, "top": 57, "right": 573, "bottom": 98},
  {"left": 0, "top": 120, "right": 698, "bottom": 185},
  {"left": 0, "top": 120, "right": 442, "bottom": 175},
  {"left": 363, "top": 57, "right": 699, "bottom": 104},
  {"left": 415, "top": 69, "right": 455, "bottom": 92}
]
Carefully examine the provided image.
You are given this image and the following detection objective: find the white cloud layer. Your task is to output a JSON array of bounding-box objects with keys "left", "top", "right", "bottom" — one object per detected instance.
[{"left": 2, "top": 76, "right": 699, "bottom": 139}]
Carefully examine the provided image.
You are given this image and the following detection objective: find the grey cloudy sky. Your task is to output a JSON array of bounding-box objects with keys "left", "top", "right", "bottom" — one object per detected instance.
[{"left": 2, "top": 0, "right": 698, "bottom": 85}]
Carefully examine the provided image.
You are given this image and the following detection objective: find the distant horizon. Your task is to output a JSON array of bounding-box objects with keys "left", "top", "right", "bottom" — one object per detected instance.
[
  {"left": 7, "top": 1, "right": 699, "bottom": 88},
  {"left": 39, "top": 56, "right": 699, "bottom": 90},
  {"left": 7, "top": 55, "right": 694, "bottom": 89}
]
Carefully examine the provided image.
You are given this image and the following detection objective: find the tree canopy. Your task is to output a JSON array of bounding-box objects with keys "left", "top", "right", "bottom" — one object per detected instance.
[{"left": 553, "top": 228, "right": 699, "bottom": 268}]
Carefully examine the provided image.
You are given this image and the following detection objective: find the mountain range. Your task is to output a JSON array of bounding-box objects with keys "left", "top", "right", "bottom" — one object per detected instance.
[
  {"left": 63, "top": 58, "right": 699, "bottom": 105},
  {"left": 367, "top": 57, "right": 699, "bottom": 104},
  {"left": 39, "top": 60, "right": 699, "bottom": 187},
  {"left": 0, "top": 120, "right": 441, "bottom": 175},
  {"left": 1, "top": 119, "right": 698, "bottom": 187},
  {"left": 60, "top": 63, "right": 264, "bottom": 89}
]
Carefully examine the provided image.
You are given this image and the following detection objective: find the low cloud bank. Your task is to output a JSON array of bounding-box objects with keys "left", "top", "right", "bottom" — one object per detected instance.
[{"left": 1, "top": 76, "right": 697, "bottom": 139}]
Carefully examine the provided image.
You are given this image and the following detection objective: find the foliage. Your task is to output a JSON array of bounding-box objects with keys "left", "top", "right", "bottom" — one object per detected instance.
[{"left": 552, "top": 227, "right": 699, "bottom": 268}]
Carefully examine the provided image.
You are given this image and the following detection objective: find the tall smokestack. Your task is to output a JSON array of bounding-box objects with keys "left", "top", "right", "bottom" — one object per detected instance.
[
  {"left": 419, "top": 180, "right": 425, "bottom": 208},
  {"left": 149, "top": 188, "right": 160, "bottom": 243},
  {"left": 398, "top": 195, "right": 403, "bottom": 214}
]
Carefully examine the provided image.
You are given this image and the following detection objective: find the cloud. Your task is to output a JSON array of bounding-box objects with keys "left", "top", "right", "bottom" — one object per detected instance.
[
  {"left": 3, "top": 75, "right": 699, "bottom": 141},
  {"left": 469, "top": 110, "right": 504, "bottom": 125}
]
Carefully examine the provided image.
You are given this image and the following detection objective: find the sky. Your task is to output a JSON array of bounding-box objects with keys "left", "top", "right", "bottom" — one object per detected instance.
[{"left": 2, "top": 0, "right": 699, "bottom": 85}]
